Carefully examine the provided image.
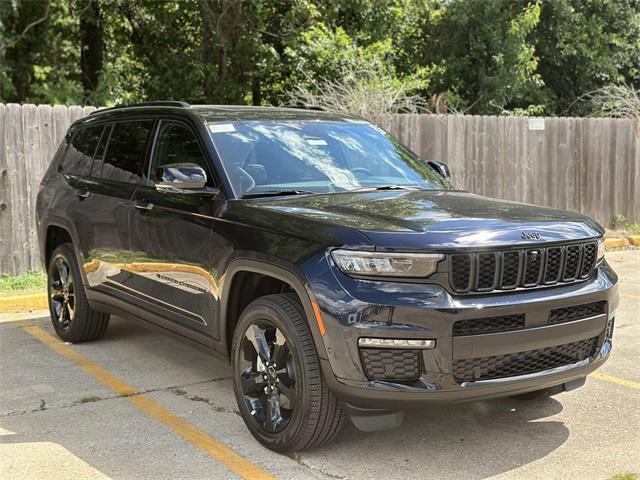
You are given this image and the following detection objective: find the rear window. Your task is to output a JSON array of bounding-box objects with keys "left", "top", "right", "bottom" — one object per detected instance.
[
  {"left": 62, "top": 125, "right": 104, "bottom": 176},
  {"left": 97, "top": 120, "right": 154, "bottom": 183}
]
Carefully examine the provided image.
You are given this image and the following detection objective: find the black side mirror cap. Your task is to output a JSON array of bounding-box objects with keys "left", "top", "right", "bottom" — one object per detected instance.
[{"left": 427, "top": 161, "right": 450, "bottom": 179}]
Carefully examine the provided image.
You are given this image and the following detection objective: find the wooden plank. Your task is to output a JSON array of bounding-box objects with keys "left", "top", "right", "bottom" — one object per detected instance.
[
  {"left": 0, "top": 104, "right": 10, "bottom": 274},
  {"left": 5, "top": 104, "right": 26, "bottom": 274},
  {"left": 52, "top": 105, "right": 71, "bottom": 147},
  {"left": 21, "top": 104, "right": 40, "bottom": 271}
]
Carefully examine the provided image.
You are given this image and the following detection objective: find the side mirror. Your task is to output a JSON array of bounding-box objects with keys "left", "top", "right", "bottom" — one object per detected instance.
[
  {"left": 155, "top": 164, "right": 218, "bottom": 197},
  {"left": 427, "top": 161, "right": 450, "bottom": 179}
]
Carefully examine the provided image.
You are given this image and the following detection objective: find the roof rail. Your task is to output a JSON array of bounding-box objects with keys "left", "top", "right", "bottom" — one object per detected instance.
[
  {"left": 90, "top": 101, "right": 191, "bottom": 115},
  {"left": 287, "top": 104, "right": 326, "bottom": 112}
]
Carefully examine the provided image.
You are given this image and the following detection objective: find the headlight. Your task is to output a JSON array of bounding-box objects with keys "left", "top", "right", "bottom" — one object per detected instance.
[
  {"left": 597, "top": 238, "right": 605, "bottom": 264},
  {"left": 331, "top": 250, "right": 444, "bottom": 278}
]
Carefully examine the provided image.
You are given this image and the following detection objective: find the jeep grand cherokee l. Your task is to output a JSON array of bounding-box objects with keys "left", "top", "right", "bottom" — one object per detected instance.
[{"left": 36, "top": 101, "right": 618, "bottom": 452}]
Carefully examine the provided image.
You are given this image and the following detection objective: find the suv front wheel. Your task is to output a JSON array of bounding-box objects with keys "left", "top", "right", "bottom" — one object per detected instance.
[
  {"left": 47, "top": 243, "right": 110, "bottom": 343},
  {"left": 231, "top": 293, "right": 344, "bottom": 452}
]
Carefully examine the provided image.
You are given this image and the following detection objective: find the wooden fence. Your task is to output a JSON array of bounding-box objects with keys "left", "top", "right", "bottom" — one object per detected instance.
[
  {"left": 1, "top": 104, "right": 638, "bottom": 275},
  {"left": 0, "top": 104, "right": 96, "bottom": 275}
]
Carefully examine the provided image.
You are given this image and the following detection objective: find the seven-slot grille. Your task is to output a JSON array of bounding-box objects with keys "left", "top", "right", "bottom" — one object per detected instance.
[{"left": 449, "top": 241, "right": 598, "bottom": 293}]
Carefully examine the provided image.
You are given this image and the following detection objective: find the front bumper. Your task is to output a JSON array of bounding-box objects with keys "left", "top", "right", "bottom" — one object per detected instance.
[{"left": 309, "top": 260, "right": 618, "bottom": 409}]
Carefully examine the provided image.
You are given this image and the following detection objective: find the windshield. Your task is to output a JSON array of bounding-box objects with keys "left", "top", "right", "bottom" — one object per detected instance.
[{"left": 207, "top": 120, "right": 452, "bottom": 197}]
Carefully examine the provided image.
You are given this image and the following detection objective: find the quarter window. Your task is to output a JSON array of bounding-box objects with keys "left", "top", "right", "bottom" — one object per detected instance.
[
  {"left": 150, "top": 121, "right": 211, "bottom": 184},
  {"left": 99, "top": 120, "right": 154, "bottom": 183},
  {"left": 62, "top": 125, "right": 104, "bottom": 176}
]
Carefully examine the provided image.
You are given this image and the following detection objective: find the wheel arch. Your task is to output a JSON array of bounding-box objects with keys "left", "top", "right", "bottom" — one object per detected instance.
[
  {"left": 42, "top": 217, "right": 80, "bottom": 270},
  {"left": 219, "top": 258, "right": 328, "bottom": 361}
]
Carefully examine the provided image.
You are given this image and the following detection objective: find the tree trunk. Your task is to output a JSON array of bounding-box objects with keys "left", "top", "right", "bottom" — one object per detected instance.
[
  {"left": 252, "top": 76, "right": 261, "bottom": 106},
  {"left": 201, "top": 0, "right": 216, "bottom": 101},
  {"left": 80, "top": 0, "right": 104, "bottom": 100}
]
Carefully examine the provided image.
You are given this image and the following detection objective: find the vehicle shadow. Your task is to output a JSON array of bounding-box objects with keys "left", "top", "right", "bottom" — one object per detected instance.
[
  {"left": 304, "top": 396, "right": 568, "bottom": 480},
  {"left": 99, "top": 318, "right": 570, "bottom": 479}
]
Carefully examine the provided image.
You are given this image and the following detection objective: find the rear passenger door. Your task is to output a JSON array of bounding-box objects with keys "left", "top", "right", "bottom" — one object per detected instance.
[{"left": 74, "top": 119, "right": 155, "bottom": 306}]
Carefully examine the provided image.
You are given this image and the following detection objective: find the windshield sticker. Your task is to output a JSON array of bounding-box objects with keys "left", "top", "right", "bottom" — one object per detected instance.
[{"left": 208, "top": 123, "right": 236, "bottom": 133}]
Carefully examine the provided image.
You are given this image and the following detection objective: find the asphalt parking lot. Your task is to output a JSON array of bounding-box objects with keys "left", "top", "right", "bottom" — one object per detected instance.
[{"left": 1, "top": 250, "right": 638, "bottom": 480}]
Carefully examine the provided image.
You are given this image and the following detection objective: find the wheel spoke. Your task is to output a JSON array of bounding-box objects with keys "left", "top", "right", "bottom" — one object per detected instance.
[
  {"left": 271, "top": 329, "right": 288, "bottom": 368},
  {"left": 277, "top": 383, "right": 296, "bottom": 410},
  {"left": 265, "top": 393, "right": 284, "bottom": 432},
  {"left": 246, "top": 325, "right": 271, "bottom": 364},
  {"left": 56, "top": 259, "right": 69, "bottom": 286},
  {"left": 57, "top": 302, "right": 66, "bottom": 325},
  {"left": 244, "top": 397, "right": 265, "bottom": 422},
  {"left": 240, "top": 369, "right": 267, "bottom": 394},
  {"left": 66, "top": 301, "right": 75, "bottom": 320}
]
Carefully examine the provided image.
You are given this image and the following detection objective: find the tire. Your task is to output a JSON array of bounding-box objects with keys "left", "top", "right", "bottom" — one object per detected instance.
[
  {"left": 231, "top": 293, "right": 344, "bottom": 453},
  {"left": 47, "top": 243, "right": 110, "bottom": 343}
]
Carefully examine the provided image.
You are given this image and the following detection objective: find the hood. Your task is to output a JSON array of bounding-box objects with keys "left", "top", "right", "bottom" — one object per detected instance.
[{"left": 251, "top": 190, "right": 603, "bottom": 250}]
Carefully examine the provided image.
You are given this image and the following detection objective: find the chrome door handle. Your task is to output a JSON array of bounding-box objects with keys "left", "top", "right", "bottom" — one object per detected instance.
[
  {"left": 75, "top": 189, "right": 90, "bottom": 199},
  {"left": 134, "top": 201, "right": 154, "bottom": 211}
]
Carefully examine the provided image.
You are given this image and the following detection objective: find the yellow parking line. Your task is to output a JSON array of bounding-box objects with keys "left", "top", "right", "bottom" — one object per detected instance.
[
  {"left": 22, "top": 325, "right": 275, "bottom": 480},
  {"left": 591, "top": 372, "right": 640, "bottom": 390}
]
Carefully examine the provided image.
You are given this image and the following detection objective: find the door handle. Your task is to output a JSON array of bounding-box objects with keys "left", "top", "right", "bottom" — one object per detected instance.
[
  {"left": 134, "top": 201, "right": 154, "bottom": 211},
  {"left": 75, "top": 189, "right": 90, "bottom": 199}
]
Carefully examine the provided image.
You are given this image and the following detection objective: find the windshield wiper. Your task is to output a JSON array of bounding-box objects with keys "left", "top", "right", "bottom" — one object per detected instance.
[
  {"left": 242, "top": 189, "right": 317, "bottom": 199},
  {"left": 347, "top": 184, "right": 423, "bottom": 193}
]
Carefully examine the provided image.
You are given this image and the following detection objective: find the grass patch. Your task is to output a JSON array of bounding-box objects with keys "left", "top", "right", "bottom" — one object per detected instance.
[
  {"left": 610, "top": 474, "right": 638, "bottom": 480},
  {"left": 0, "top": 271, "right": 47, "bottom": 297}
]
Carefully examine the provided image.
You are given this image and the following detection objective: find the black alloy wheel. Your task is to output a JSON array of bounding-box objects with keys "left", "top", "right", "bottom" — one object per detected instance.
[
  {"left": 47, "top": 243, "right": 110, "bottom": 343},
  {"left": 231, "top": 294, "right": 344, "bottom": 453},
  {"left": 50, "top": 256, "right": 75, "bottom": 331},
  {"left": 238, "top": 321, "right": 297, "bottom": 433}
]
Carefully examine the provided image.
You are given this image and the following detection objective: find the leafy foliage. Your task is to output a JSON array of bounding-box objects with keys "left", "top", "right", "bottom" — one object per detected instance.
[{"left": 0, "top": 0, "right": 638, "bottom": 117}]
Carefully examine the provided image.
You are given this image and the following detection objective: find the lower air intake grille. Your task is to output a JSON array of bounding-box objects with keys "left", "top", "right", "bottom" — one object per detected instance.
[
  {"left": 453, "top": 314, "right": 526, "bottom": 336},
  {"left": 549, "top": 301, "right": 606, "bottom": 324},
  {"left": 453, "top": 336, "right": 598, "bottom": 383},
  {"left": 361, "top": 349, "right": 421, "bottom": 381}
]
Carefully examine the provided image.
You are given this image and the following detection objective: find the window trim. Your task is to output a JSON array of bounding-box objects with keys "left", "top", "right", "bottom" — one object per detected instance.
[{"left": 146, "top": 118, "right": 219, "bottom": 188}]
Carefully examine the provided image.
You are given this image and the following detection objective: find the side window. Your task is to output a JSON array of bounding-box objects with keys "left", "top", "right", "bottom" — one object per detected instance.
[
  {"left": 99, "top": 120, "right": 154, "bottom": 183},
  {"left": 62, "top": 125, "right": 104, "bottom": 176},
  {"left": 150, "top": 121, "right": 211, "bottom": 184},
  {"left": 89, "top": 124, "right": 112, "bottom": 178}
]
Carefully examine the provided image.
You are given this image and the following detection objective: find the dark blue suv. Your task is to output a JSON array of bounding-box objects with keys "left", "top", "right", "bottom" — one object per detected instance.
[{"left": 36, "top": 102, "right": 618, "bottom": 452}]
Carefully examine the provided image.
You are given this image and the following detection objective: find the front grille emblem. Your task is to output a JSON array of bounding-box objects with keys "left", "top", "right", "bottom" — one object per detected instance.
[{"left": 521, "top": 231, "right": 542, "bottom": 240}]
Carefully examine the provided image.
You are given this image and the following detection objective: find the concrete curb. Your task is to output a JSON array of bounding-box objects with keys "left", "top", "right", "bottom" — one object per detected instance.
[
  {"left": 628, "top": 235, "right": 640, "bottom": 246},
  {"left": 604, "top": 238, "right": 629, "bottom": 250},
  {"left": 0, "top": 293, "right": 48, "bottom": 314}
]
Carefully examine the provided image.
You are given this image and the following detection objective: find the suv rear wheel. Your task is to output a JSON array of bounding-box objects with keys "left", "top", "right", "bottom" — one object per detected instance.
[
  {"left": 231, "top": 293, "right": 344, "bottom": 452},
  {"left": 47, "top": 243, "right": 110, "bottom": 343}
]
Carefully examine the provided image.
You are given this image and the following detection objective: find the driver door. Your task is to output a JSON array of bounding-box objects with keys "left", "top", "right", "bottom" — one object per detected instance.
[{"left": 128, "top": 119, "right": 223, "bottom": 343}]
